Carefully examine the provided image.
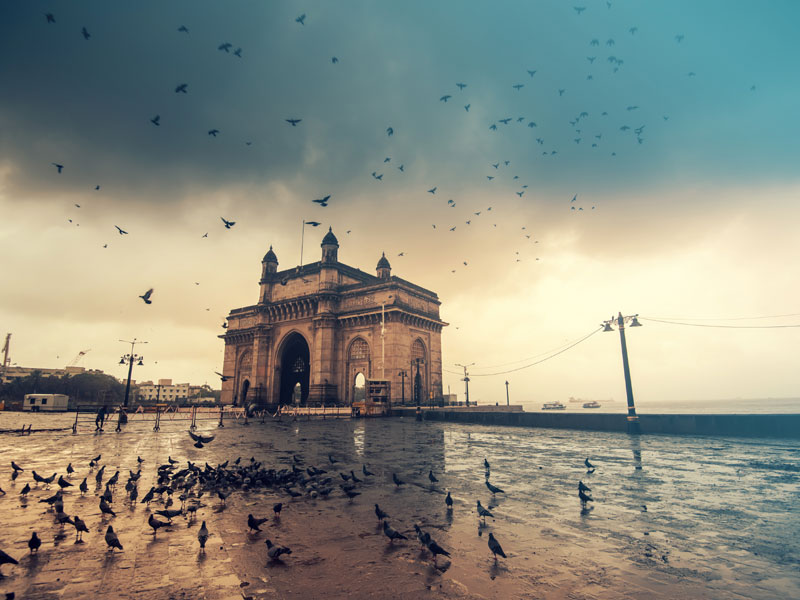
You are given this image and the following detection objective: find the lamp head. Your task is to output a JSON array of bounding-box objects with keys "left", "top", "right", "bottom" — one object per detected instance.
[
  {"left": 602, "top": 322, "right": 613, "bottom": 332},
  {"left": 119, "top": 357, "right": 126, "bottom": 365},
  {"left": 630, "top": 316, "right": 642, "bottom": 327},
  {"left": 137, "top": 358, "right": 144, "bottom": 366}
]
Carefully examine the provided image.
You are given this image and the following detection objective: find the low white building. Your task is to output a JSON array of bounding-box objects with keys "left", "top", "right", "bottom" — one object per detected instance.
[{"left": 23, "top": 394, "right": 69, "bottom": 412}]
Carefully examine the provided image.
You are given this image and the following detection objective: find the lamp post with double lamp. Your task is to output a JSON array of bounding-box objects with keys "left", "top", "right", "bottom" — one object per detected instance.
[
  {"left": 398, "top": 369, "right": 408, "bottom": 405},
  {"left": 411, "top": 357, "right": 425, "bottom": 406},
  {"left": 119, "top": 338, "right": 147, "bottom": 408},
  {"left": 602, "top": 313, "right": 642, "bottom": 434}
]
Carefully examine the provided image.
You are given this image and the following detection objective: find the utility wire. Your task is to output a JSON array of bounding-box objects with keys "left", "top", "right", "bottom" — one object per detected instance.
[
  {"left": 639, "top": 317, "right": 800, "bottom": 329},
  {"left": 467, "top": 331, "right": 600, "bottom": 370},
  {"left": 467, "top": 327, "right": 604, "bottom": 377},
  {"left": 643, "top": 312, "right": 800, "bottom": 322}
]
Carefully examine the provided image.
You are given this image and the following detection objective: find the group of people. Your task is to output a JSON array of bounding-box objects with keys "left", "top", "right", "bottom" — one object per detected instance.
[{"left": 94, "top": 405, "right": 127, "bottom": 432}]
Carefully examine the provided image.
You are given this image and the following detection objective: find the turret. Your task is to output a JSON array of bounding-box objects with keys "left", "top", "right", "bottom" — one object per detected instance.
[
  {"left": 321, "top": 227, "right": 339, "bottom": 264},
  {"left": 376, "top": 252, "right": 391, "bottom": 279}
]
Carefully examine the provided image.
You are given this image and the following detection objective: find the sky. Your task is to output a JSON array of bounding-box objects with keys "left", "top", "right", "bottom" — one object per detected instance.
[{"left": 1, "top": 0, "right": 799, "bottom": 410}]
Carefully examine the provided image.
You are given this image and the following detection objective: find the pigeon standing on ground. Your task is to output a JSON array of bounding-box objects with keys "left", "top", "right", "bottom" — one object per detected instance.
[
  {"left": 248, "top": 514, "right": 268, "bottom": 532},
  {"left": 148, "top": 514, "right": 168, "bottom": 536},
  {"left": 392, "top": 473, "right": 405, "bottom": 487},
  {"left": 105, "top": 526, "right": 123, "bottom": 551},
  {"left": 73, "top": 516, "right": 89, "bottom": 542},
  {"left": 445, "top": 491, "right": 453, "bottom": 509},
  {"left": 428, "top": 470, "right": 438, "bottom": 483},
  {"left": 477, "top": 500, "right": 494, "bottom": 523},
  {"left": 486, "top": 480, "right": 505, "bottom": 494},
  {"left": 488, "top": 532, "right": 506, "bottom": 561},
  {"left": 375, "top": 504, "right": 389, "bottom": 521},
  {"left": 382, "top": 520, "right": 408, "bottom": 543},
  {"left": 198, "top": 521, "right": 209, "bottom": 552},
  {"left": 27, "top": 533, "right": 41, "bottom": 554},
  {"left": 265, "top": 539, "right": 292, "bottom": 561}
]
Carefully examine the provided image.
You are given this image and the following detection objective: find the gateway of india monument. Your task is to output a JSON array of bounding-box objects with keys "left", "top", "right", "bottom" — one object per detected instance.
[{"left": 219, "top": 228, "right": 447, "bottom": 408}]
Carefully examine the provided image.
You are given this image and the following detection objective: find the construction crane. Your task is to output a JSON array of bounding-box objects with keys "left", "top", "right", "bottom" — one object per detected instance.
[
  {"left": 1, "top": 333, "right": 10, "bottom": 378},
  {"left": 67, "top": 349, "right": 91, "bottom": 367}
]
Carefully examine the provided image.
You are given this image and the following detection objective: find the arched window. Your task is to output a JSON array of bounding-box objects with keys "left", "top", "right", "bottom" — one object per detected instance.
[
  {"left": 349, "top": 338, "right": 370, "bottom": 361},
  {"left": 411, "top": 339, "right": 426, "bottom": 362}
]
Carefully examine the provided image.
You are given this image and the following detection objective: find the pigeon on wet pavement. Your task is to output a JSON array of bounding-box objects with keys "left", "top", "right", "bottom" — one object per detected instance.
[
  {"left": 105, "top": 525, "right": 123, "bottom": 551},
  {"left": 488, "top": 532, "right": 506, "bottom": 561}
]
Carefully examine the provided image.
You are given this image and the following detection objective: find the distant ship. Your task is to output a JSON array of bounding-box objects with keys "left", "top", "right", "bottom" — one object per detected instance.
[
  {"left": 583, "top": 400, "right": 601, "bottom": 409},
  {"left": 541, "top": 401, "right": 566, "bottom": 410}
]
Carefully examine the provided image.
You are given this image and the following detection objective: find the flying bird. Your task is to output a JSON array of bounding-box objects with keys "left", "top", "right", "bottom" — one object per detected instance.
[
  {"left": 233, "top": 48, "right": 242, "bottom": 58},
  {"left": 218, "top": 42, "right": 231, "bottom": 52},
  {"left": 456, "top": 82, "right": 467, "bottom": 90},
  {"left": 295, "top": 13, "right": 306, "bottom": 25},
  {"left": 428, "top": 187, "right": 437, "bottom": 194},
  {"left": 208, "top": 129, "right": 219, "bottom": 137},
  {"left": 46, "top": 13, "right": 55, "bottom": 23},
  {"left": 52, "top": 163, "right": 64, "bottom": 173},
  {"left": 175, "top": 83, "right": 188, "bottom": 93},
  {"left": 386, "top": 127, "right": 393, "bottom": 136},
  {"left": 331, "top": 56, "right": 338, "bottom": 63},
  {"left": 178, "top": 25, "right": 188, "bottom": 33},
  {"left": 313, "top": 195, "right": 331, "bottom": 206},
  {"left": 220, "top": 217, "right": 235, "bottom": 229},
  {"left": 512, "top": 84, "right": 524, "bottom": 91},
  {"left": 286, "top": 118, "right": 301, "bottom": 126},
  {"left": 527, "top": 69, "right": 537, "bottom": 77},
  {"left": 115, "top": 225, "right": 128, "bottom": 235},
  {"left": 81, "top": 27, "right": 90, "bottom": 40},
  {"left": 574, "top": 6, "right": 586, "bottom": 14},
  {"left": 464, "top": 104, "right": 470, "bottom": 111},
  {"left": 150, "top": 115, "right": 160, "bottom": 126},
  {"left": 188, "top": 430, "right": 215, "bottom": 448},
  {"left": 440, "top": 95, "right": 452, "bottom": 102},
  {"left": 305, "top": 221, "right": 321, "bottom": 226}
]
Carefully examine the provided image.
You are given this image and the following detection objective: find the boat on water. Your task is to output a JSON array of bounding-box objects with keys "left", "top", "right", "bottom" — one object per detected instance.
[
  {"left": 541, "top": 401, "right": 566, "bottom": 410},
  {"left": 583, "top": 400, "right": 601, "bottom": 409}
]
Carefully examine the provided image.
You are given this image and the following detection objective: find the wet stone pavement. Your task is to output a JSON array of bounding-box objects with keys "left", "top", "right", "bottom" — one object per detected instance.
[{"left": 1, "top": 411, "right": 799, "bottom": 600}]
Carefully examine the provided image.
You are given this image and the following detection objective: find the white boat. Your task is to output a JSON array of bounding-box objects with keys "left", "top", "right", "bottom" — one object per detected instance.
[
  {"left": 541, "top": 401, "right": 566, "bottom": 410},
  {"left": 583, "top": 401, "right": 601, "bottom": 409}
]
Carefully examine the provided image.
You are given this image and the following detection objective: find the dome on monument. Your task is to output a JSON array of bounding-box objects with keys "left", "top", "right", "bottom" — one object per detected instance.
[
  {"left": 377, "top": 252, "right": 391, "bottom": 269},
  {"left": 321, "top": 227, "right": 338, "bottom": 246},
  {"left": 263, "top": 245, "right": 278, "bottom": 263}
]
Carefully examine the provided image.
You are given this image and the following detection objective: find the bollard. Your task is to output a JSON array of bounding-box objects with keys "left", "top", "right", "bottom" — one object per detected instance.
[{"left": 218, "top": 406, "right": 225, "bottom": 428}]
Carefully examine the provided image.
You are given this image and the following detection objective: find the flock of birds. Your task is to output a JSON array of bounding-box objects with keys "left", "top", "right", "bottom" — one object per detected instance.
[
  {"left": 36, "top": 4, "right": 727, "bottom": 287},
  {"left": 0, "top": 429, "right": 606, "bottom": 589}
]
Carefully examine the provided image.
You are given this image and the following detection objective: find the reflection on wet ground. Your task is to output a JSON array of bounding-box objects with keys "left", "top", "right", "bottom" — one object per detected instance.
[{"left": 0, "top": 412, "right": 798, "bottom": 599}]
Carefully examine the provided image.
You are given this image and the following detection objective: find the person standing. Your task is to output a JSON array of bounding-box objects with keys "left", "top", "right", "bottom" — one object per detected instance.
[{"left": 95, "top": 404, "right": 107, "bottom": 431}]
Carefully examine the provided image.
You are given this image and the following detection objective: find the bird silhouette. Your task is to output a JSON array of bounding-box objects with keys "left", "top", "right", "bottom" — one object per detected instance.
[
  {"left": 295, "top": 14, "right": 306, "bottom": 25},
  {"left": 221, "top": 217, "right": 235, "bottom": 229},
  {"left": 148, "top": 514, "right": 169, "bottom": 536},
  {"left": 312, "top": 195, "right": 331, "bottom": 206},
  {"left": 477, "top": 500, "right": 494, "bottom": 523},
  {"left": 81, "top": 27, "right": 90, "bottom": 40},
  {"left": 445, "top": 491, "right": 453, "bottom": 509},
  {"left": 233, "top": 48, "right": 242, "bottom": 58},
  {"left": 139, "top": 289, "right": 153, "bottom": 304},
  {"left": 427, "top": 539, "right": 450, "bottom": 565},
  {"left": 52, "top": 163, "right": 64, "bottom": 173},
  {"left": 208, "top": 129, "right": 219, "bottom": 137},
  {"left": 214, "top": 371, "right": 231, "bottom": 382},
  {"left": 73, "top": 516, "right": 89, "bottom": 542},
  {"left": 386, "top": 127, "right": 393, "bottom": 136},
  {"left": 527, "top": 69, "right": 537, "bottom": 77},
  {"left": 175, "top": 83, "right": 188, "bottom": 93},
  {"left": 198, "top": 521, "right": 209, "bottom": 551},
  {"left": 218, "top": 42, "right": 232, "bottom": 52},
  {"left": 248, "top": 514, "right": 268, "bottom": 532},
  {"left": 28, "top": 532, "right": 41, "bottom": 554},
  {"left": 464, "top": 104, "right": 470, "bottom": 111},
  {"left": 428, "top": 187, "right": 437, "bottom": 194},
  {"left": 488, "top": 532, "right": 506, "bottom": 560},
  {"left": 456, "top": 82, "right": 467, "bottom": 90},
  {"left": 512, "top": 84, "right": 524, "bottom": 91},
  {"left": 585, "top": 458, "right": 595, "bottom": 469},
  {"left": 574, "top": 6, "right": 586, "bottom": 14},
  {"left": 46, "top": 13, "right": 55, "bottom": 23},
  {"left": 286, "top": 118, "right": 301, "bottom": 126},
  {"left": 440, "top": 95, "right": 452, "bottom": 102},
  {"left": 178, "top": 25, "right": 188, "bottom": 33},
  {"left": 392, "top": 473, "right": 405, "bottom": 486},
  {"left": 331, "top": 56, "right": 338, "bottom": 63},
  {"left": 105, "top": 525, "right": 123, "bottom": 551}
]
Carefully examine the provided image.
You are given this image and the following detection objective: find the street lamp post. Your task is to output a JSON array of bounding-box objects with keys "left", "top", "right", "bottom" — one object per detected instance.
[
  {"left": 398, "top": 370, "right": 407, "bottom": 405},
  {"left": 119, "top": 338, "right": 147, "bottom": 408},
  {"left": 505, "top": 380, "right": 510, "bottom": 406},
  {"left": 455, "top": 363, "right": 474, "bottom": 406},
  {"left": 602, "top": 313, "right": 642, "bottom": 434}
]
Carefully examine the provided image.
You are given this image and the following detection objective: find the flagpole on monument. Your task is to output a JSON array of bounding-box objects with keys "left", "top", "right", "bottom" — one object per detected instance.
[{"left": 300, "top": 219, "right": 322, "bottom": 268}]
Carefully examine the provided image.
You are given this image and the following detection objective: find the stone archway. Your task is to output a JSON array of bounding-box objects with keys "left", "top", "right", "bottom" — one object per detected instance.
[{"left": 278, "top": 332, "right": 310, "bottom": 405}]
